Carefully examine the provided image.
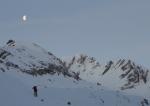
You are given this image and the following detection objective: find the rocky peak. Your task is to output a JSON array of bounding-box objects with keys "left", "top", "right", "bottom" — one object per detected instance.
[
  {"left": 67, "top": 54, "right": 99, "bottom": 66},
  {"left": 6, "top": 40, "right": 16, "bottom": 47}
]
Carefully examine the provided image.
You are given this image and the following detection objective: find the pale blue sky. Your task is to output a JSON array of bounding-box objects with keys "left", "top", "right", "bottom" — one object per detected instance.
[{"left": 0, "top": 0, "right": 150, "bottom": 67}]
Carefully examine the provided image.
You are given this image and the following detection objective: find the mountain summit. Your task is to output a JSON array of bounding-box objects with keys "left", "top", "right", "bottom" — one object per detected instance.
[{"left": 0, "top": 40, "right": 68, "bottom": 75}]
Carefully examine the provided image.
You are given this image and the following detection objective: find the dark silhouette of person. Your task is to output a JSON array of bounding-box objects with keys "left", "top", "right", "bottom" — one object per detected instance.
[{"left": 32, "top": 86, "right": 38, "bottom": 97}]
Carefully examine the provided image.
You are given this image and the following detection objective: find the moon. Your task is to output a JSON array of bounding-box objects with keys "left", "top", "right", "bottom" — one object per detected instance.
[{"left": 22, "top": 15, "right": 27, "bottom": 21}]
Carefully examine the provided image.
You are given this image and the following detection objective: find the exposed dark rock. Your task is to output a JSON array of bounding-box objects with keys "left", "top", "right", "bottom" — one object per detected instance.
[
  {"left": 5, "top": 61, "right": 19, "bottom": 69},
  {"left": 0, "top": 49, "right": 11, "bottom": 59},
  {"left": 141, "top": 99, "right": 149, "bottom": 106},
  {"left": 0, "top": 68, "right": 5, "bottom": 72},
  {"left": 102, "top": 61, "right": 113, "bottom": 75},
  {"left": 77, "top": 55, "right": 87, "bottom": 64},
  {"left": 6, "top": 40, "right": 15, "bottom": 45}
]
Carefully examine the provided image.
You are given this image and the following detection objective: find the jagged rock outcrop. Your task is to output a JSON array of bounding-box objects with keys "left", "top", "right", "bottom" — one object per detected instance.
[{"left": 64, "top": 54, "right": 150, "bottom": 94}]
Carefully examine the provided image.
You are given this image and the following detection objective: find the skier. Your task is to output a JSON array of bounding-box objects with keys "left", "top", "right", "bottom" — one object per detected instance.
[{"left": 32, "top": 86, "right": 38, "bottom": 97}]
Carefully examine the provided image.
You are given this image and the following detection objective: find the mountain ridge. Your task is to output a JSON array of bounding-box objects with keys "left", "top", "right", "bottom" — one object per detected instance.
[
  {"left": 0, "top": 40, "right": 150, "bottom": 106},
  {"left": 64, "top": 54, "right": 150, "bottom": 98}
]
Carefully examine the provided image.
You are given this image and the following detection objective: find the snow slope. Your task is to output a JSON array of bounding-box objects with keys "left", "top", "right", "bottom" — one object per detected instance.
[
  {"left": 0, "top": 40, "right": 149, "bottom": 106},
  {"left": 0, "top": 70, "right": 146, "bottom": 106}
]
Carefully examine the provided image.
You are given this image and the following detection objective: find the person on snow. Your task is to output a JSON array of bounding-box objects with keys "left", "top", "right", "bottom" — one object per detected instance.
[{"left": 32, "top": 86, "right": 38, "bottom": 97}]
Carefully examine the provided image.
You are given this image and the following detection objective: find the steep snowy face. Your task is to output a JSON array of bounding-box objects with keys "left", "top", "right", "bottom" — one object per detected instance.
[
  {"left": 0, "top": 40, "right": 67, "bottom": 75},
  {"left": 109, "top": 59, "right": 149, "bottom": 90},
  {"left": 64, "top": 54, "right": 150, "bottom": 98}
]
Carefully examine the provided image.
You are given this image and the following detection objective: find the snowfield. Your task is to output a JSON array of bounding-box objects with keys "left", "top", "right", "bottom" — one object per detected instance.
[
  {"left": 0, "top": 40, "right": 149, "bottom": 106},
  {"left": 0, "top": 71, "right": 145, "bottom": 106}
]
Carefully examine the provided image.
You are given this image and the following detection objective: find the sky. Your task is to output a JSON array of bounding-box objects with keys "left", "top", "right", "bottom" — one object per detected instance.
[{"left": 0, "top": 0, "right": 150, "bottom": 68}]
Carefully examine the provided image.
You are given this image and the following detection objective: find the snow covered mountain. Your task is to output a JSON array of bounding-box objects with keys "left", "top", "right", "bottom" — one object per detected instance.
[
  {"left": 64, "top": 54, "right": 150, "bottom": 98},
  {"left": 0, "top": 40, "right": 150, "bottom": 106},
  {"left": 0, "top": 40, "right": 69, "bottom": 76}
]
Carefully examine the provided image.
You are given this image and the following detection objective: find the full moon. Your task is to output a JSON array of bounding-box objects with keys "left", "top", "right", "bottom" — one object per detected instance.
[{"left": 22, "top": 15, "right": 27, "bottom": 21}]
